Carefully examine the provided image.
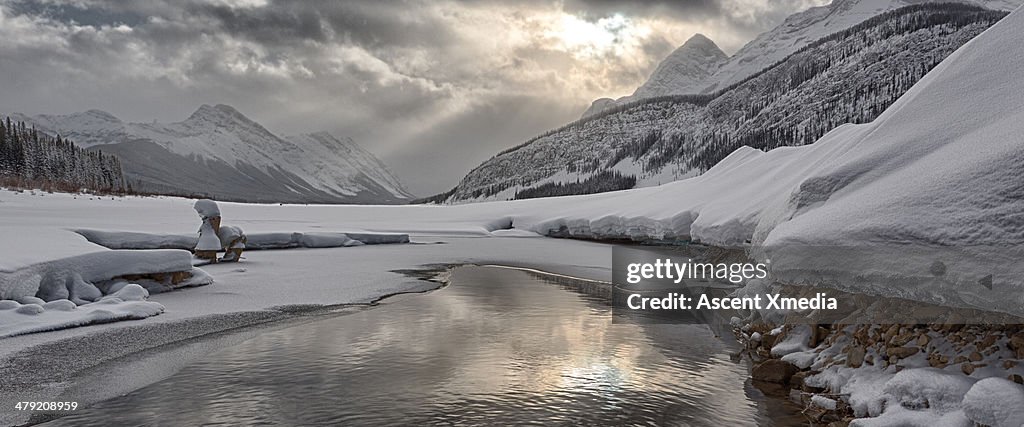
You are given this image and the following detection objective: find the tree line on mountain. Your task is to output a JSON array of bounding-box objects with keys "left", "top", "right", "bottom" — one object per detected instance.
[
  {"left": 673, "top": 3, "right": 1005, "bottom": 173},
  {"left": 513, "top": 171, "right": 636, "bottom": 200},
  {"left": 443, "top": 3, "right": 1007, "bottom": 202},
  {"left": 0, "top": 117, "right": 128, "bottom": 193}
]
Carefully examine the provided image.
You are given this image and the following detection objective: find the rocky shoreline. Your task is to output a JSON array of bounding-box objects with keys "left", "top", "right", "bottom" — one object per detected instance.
[{"left": 737, "top": 320, "right": 1024, "bottom": 425}]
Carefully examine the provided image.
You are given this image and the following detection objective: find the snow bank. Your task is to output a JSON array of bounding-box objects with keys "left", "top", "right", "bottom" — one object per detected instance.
[
  {"left": 75, "top": 229, "right": 408, "bottom": 250},
  {"left": 0, "top": 249, "right": 193, "bottom": 300},
  {"left": 75, "top": 229, "right": 198, "bottom": 250},
  {"left": 961, "top": 378, "right": 1024, "bottom": 427},
  {"left": 883, "top": 368, "right": 977, "bottom": 413},
  {"left": 0, "top": 284, "right": 164, "bottom": 337},
  {"left": 0, "top": 228, "right": 106, "bottom": 273}
]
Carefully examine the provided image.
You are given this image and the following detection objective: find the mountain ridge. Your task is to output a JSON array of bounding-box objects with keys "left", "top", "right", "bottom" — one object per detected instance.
[
  {"left": 699, "top": 0, "right": 1022, "bottom": 93},
  {"left": 8, "top": 105, "right": 413, "bottom": 204}
]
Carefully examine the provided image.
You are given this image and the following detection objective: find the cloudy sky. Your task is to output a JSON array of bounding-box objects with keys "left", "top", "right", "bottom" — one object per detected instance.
[{"left": 0, "top": 0, "right": 824, "bottom": 195}]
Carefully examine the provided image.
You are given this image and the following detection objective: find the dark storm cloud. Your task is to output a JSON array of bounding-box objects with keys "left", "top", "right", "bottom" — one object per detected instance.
[{"left": 0, "top": 0, "right": 824, "bottom": 195}]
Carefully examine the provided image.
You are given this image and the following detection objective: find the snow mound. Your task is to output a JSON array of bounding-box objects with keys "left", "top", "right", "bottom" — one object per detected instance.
[
  {"left": 193, "top": 199, "right": 221, "bottom": 218},
  {"left": 771, "top": 325, "right": 813, "bottom": 356},
  {"left": 883, "top": 368, "right": 977, "bottom": 413},
  {"left": 0, "top": 284, "right": 163, "bottom": 337},
  {"left": 961, "top": 378, "right": 1024, "bottom": 427},
  {"left": 0, "top": 249, "right": 194, "bottom": 300}
]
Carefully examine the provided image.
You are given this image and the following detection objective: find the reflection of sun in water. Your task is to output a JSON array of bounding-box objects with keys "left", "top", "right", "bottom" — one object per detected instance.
[{"left": 543, "top": 13, "right": 651, "bottom": 59}]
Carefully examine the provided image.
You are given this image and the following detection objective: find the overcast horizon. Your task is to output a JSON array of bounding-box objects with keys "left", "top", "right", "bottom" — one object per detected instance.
[{"left": 0, "top": 0, "right": 827, "bottom": 195}]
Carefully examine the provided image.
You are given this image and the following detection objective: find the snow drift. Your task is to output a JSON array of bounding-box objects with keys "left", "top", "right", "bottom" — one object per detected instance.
[
  {"left": 0, "top": 284, "right": 164, "bottom": 338},
  {"left": 0, "top": 249, "right": 194, "bottom": 301}
]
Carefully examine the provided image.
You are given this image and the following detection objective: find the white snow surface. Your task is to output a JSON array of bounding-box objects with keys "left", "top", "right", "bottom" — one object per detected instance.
[
  {"left": 700, "top": 0, "right": 1023, "bottom": 94},
  {"left": 961, "top": 378, "right": 1024, "bottom": 426},
  {"left": 0, "top": 284, "right": 163, "bottom": 338}
]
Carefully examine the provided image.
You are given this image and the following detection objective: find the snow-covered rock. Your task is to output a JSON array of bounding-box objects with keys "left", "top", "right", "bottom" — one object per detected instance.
[
  {"left": 0, "top": 249, "right": 194, "bottom": 300},
  {"left": 0, "top": 284, "right": 164, "bottom": 338},
  {"left": 961, "top": 378, "right": 1024, "bottom": 426}
]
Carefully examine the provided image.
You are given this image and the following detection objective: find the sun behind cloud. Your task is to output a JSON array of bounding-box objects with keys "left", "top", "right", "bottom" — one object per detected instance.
[{"left": 541, "top": 13, "right": 653, "bottom": 60}]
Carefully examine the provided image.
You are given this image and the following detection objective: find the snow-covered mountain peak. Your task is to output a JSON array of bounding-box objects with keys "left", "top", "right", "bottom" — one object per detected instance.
[
  {"left": 184, "top": 104, "right": 260, "bottom": 128},
  {"left": 631, "top": 33, "right": 728, "bottom": 99},
  {"left": 681, "top": 33, "right": 716, "bottom": 49},
  {"left": 580, "top": 33, "right": 727, "bottom": 117},
  {"left": 81, "top": 109, "right": 122, "bottom": 123}
]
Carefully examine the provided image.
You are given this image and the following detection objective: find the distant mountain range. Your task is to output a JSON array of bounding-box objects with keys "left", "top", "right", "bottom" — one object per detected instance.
[
  {"left": 438, "top": 0, "right": 1018, "bottom": 203},
  {"left": 8, "top": 105, "right": 412, "bottom": 204}
]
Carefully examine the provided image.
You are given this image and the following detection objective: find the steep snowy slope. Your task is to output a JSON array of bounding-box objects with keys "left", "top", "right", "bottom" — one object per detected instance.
[
  {"left": 447, "top": 4, "right": 1005, "bottom": 202},
  {"left": 281, "top": 132, "right": 409, "bottom": 201},
  {"left": 11, "top": 105, "right": 411, "bottom": 204},
  {"left": 700, "top": 0, "right": 1022, "bottom": 94},
  {"left": 581, "top": 34, "right": 727, "bottom": 117}
]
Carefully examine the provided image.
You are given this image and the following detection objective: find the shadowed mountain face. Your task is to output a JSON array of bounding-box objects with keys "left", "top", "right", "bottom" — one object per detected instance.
[{"left": 9, "top": 105, "right": 412, "bottom": 204}]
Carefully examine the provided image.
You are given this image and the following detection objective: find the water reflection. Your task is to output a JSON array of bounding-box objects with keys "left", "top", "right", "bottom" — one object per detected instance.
[{"left": 48, "top": 266, "right": 802, "bottom": 426}]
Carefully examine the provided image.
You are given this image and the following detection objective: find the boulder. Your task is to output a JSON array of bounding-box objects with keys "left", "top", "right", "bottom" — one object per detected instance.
[{"left": 752, "top": 359, "right": 800, "bottom": 384}]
